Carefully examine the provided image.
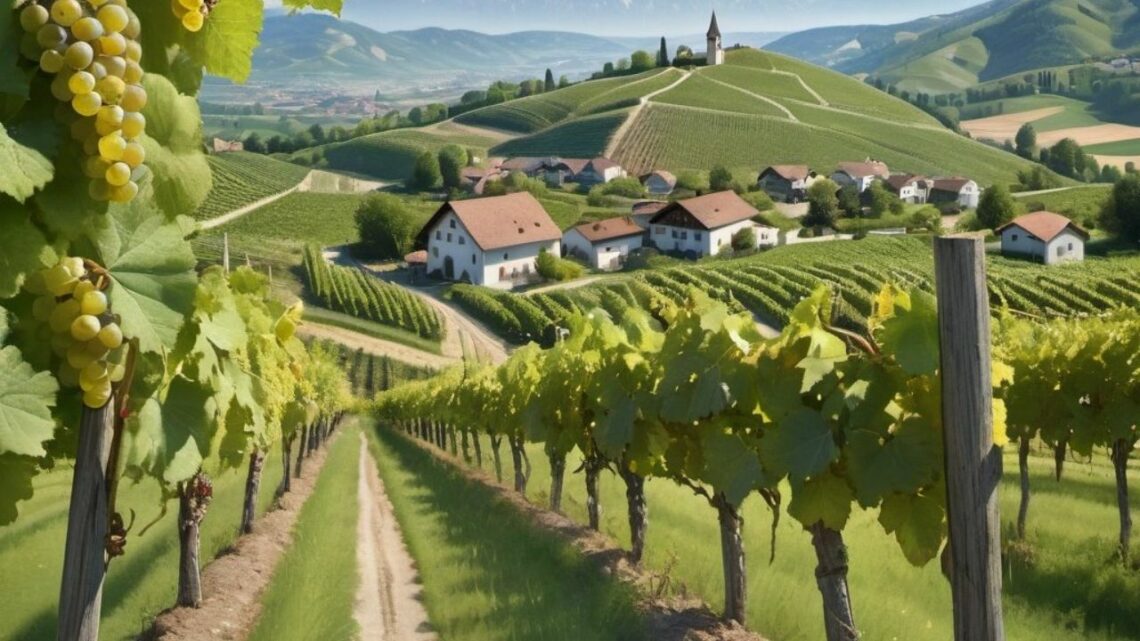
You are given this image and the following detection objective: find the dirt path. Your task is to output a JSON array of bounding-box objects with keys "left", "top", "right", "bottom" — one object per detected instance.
[
  {"left": 770, "top": 68, "right": 828, "bottom": 106},
  {"left": 700, "top": 74, "right": 798, "bottom": 121},
  {"left": 354, "top": 432, "right": 436, "bottom": 641},
  {"left": 149, "top": 432, "right": 339, "bottom": 641},
  {"left": 199, "top": 172, "right": 313, "bottom": 231},
  {"left": 604, "top": 69, "right": 691, "bottom": 159},
  {"left": 297, "top": 322, "right": 456, "bottom": 370}
]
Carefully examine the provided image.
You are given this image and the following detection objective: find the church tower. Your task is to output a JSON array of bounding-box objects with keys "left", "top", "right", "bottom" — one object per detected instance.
[{"left": 706, "top": 11, "right": 724, "bottom": 66}]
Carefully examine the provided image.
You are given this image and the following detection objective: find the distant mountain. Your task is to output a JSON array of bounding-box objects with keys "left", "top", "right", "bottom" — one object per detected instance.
[
  {"left": 244, "top": 14, "right": 632, "bottom": 97},
  {"left": 766, "top": 0, "right": 1140, "bottom": 94}
]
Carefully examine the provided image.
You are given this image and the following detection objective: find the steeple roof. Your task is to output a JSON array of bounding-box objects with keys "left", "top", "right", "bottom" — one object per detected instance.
[{"left": 707, "top": 11, "right": 721, "bottom": 38}]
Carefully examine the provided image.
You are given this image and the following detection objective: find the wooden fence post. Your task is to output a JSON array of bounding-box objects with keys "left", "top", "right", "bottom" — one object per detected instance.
[
  {"left": 222, "top": 232, "right": 230, "bottom": 274},
  {"left": 933, "top": 235, "right": 1005, "bottom": 641}
]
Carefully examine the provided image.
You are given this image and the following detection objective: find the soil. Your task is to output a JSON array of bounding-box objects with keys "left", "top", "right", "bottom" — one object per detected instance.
[
  {"left": 404, "top": 436, "right": 768, "bottom": 641},
  {"left": 1093, "top": 154, "right": 1140, "bottom": 171},
  {"left": 143, "top": 432, "right": 339, "bottom": 641},
  {"left": 354, "top": 432, "right": 436, "bottom": 640},
  {"left": 1036, "top": 124, "right": 1140, "bottom": 149},
  {"left": 959, "top": 107, "right": 1063, "bottom": 143},
  {"left": 960, "top": 108, "right": 1140, "bottom": 169}
]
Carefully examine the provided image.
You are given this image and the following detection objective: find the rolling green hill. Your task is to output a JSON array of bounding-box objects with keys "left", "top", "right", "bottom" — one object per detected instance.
[
  {"left": 769, "top": 0, "right": 1140, "bottom": 95},
  {"left": 194, "top": 152, "right": 311, "bottom": 221},
  {"left": 292, "top": 126, "right": 502, "bottom": 181}
]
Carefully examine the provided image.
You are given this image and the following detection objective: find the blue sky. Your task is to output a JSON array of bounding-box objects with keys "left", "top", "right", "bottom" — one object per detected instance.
[{"left": 265, "top": 0, "right": 990, "bottom": 36}]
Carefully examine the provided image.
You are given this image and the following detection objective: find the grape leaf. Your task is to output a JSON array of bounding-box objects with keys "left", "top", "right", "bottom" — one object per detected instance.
[
  {"left": 700, "top": 430, "right": 764, "bottom": 507},
  {"left": 283, "top": 0, "right": 344, "bottom": 13},
  {"left": 0, "top": 199, "right": 53, "bottom": 299},
  {"left": 878, "top": 492, "right": 946, "bottom": 566},
  {"left": 764, "top": 408, "right": 838, "bottom": 481},
  {"left": 0, "top": 329, "right": 59, "bottom": 458},
  {"left": 0, "top": 122, "right": 54, "bottom": 202},
  {"left": 787, "top": 471, "right": 853, "bottom": 530},
  {"left": 184, "top": 0, "right": 264, "bottom": 83},
  {"left": 124, "top": 376, "right": 215, "bottom": 483},
  {"left": 0, "top": 6, "right": 30, "bottom": 100},
  {"left": 0, "top": 453, "right": 37, "bottom": 526},
  {"left": 87, "top": 193, "right": 197, "bottom": 356},
  {"left": 140, "top": 75, "right": 212, "bottom": 218},
  {"left": 877, "top": 290, "right": 940, "bottom": 376},
  {"left": 846, "top": 418, "right": 940, "bottom": 506}
]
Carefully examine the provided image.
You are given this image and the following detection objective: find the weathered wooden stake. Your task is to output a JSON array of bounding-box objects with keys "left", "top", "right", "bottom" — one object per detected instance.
[
  {"left": 57, "top": 402, "right": 115, "bottom": 641},
  {"left": 933, "top": 235, "right": 1005, "bottom": 641},
  {"left": 222, "top": 233, "right": 230, "bottom": 273}
]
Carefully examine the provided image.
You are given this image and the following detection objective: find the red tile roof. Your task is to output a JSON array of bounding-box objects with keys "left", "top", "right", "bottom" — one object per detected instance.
[
  {"left": 931, "top": 177, "right": 975, "bottom": 193},
  {"left": 585, "top": 157, "right": 622, "bottom": 173},
  {"left": 649, "top": 191, "right": 759, "bottom": 229},
  {"left": 642, "top": 170, "right": 677, "bottom": 187},
  {"left": 885, "top": 174, "right": 925, "bottom": 191},
  {"left": 836, "top": 161, "right": 890, "bottom": 180},
  {"left": 423, "top": 192, "right": 561, "bottom": 251},
  {"left": 632, "top": 200, "right": 667, "bottom": 215},
  {"left": 570, "top": 217, "right": 645, "bottom": 243},
  {"left": 760, "top": 165, "right": 812, "bottom": 182},
  {"left": 997, "top": 211, "right": 1090, "bottom": 242},
  {"left": 404, "top": 250, "right": 428, "bottom": 265}
]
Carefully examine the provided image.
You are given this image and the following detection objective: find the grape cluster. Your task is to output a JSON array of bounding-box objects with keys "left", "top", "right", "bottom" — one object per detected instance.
[
  {"left": 170, "top": 0, "right": 211, "bottom": 33},
  {"left": 26, "top": 256, "right": 128, "bottom": 409},
  {"left": 18, "top": 0, "right": 147, "bottom": 204}
]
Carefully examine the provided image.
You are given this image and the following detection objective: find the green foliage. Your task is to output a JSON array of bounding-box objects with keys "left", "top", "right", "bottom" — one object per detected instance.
[
  {"left": 193, "top": 152, "right": 310, "bottom": 221},
  {"left": 977, "top": 183, "right": 1020, "bottom": 230},
  {"left": 804, "top": 179, "right": 840, "bottom": 227},
  {"left": 437, "top": 144, "right": 468, "bottom": 191},
  {"left": 599, "top": 176, "right": 646, "bottom": 199},
  {"left": 535, "top": 249, "right": 585, "bottom": 282},
  {"left": 354, "top": 193, "right": 422, "bottom": 260},
  {"left": 1099, "top": 174, "right": 1140, "bottom": 243},
  {"left": 709, "top": 165, "right": 735, "bottom": 192},
  {"left": 730, "top": 227, "right": 756, "bottom": 251},
  {"left": 1015, "top": 123, "right": 1037, "bottom": 158},
  {"left": 409, "top": 151, "right": 442, "bottom": 191},
  {"left": 630, "top": 50, "right": 655, "bottom": 72}
]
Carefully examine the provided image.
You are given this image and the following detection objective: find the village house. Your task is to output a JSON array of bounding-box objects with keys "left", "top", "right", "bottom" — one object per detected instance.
[
  {"left": 211, "top": 138, "right": 244, "bottom": 153},
  {"left": 641, "top": 170, "right": 677, "bottom": 196},
  {"left": 705, "top": 12, "right": 725, "bottom": 66},
  {"left": 418, "top": 192, "right": 561, "bottom": 289},
  {"left": 575, "top": 158, "right": 628, "bottom": 187},
  {"left": 883, "top": 174, "right": 929, "bottom": 204},
  {"left": 648, "top": 191, "right": 778, "bottom": 259},
  {"left": 630, "top": 201, "right": 667, "bottom": 228},
  {"left": 460, "top": 167, "right": 503, "bottom": 195},
  {"left": 757, "top": 165, "right": 817, "bottom": 203},
  {"left": 997, "top": 211, "right": 1088, "bottom": 265},
  {"left": 831, "top": 161, "right": 890, "bottom": 193},
  {"left": 543, "top": 158, "right": 591, "bottom": 186},
  {"left": 562, "top": 217, "right": 646, "bottom": 271},
  {"left": 498, "top": 157, "right": 551, "bottom": 179},
  {"left": 929, "top": 177, "right": 980, "bottom": 209}
]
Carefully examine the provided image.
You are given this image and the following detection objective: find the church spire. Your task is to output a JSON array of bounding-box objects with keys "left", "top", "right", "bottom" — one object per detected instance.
[{"left": 707, "top": 11, "right": 721, "bottom": 39}]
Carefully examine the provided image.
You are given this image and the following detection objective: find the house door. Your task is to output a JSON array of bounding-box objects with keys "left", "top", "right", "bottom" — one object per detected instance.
[{"left": 444, "top": 256, "right": 454, "bottom": 280}]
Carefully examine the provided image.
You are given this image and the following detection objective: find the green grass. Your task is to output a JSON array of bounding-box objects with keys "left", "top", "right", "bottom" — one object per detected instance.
[
  {"left": 367, "top": 427, "right": 648, "bottom": 641},
  {"left": 960, "top": 95, "right": 1106, "bottom": 131},
  {"left": 493, "top": 110, "right": 629, "bottom": 159},
  {"left": 651, "top": 73, "right": 792, "bottom": 117},
  {"left": 303, "top": 306, "right": 443, "bottom": 355},
  {"left": 1083, "top": 139, "right": 1140, "bottom": 155},
  {"left": 194, "top": 152, "right": 311, "bottom": 221},
  {"left": 0, "top": 443, "right": 286, "bottom": 641},
  {"left": 1014, "top": 185, "right": 1113, "bottom": 224},
  {"left": 202, "top": 114, "right": 358, "bottom": 141},
  {"left": 302, "top": 128, "right": 498, "bottom": 181},
  {"left": 454, "top": 432, "right": 1139, "bottom": 641},
  {"left": 248, "top": 427, "right": 361, "bottom": 641},
  {"left": 575, "top": 68, "right": 680, "bottom": 115},
  {"left": 214, "top": 192, "right": 366, "bottom": 247},
  {"left": 699, "top": 65, "right": 820, "bottom": 103}
]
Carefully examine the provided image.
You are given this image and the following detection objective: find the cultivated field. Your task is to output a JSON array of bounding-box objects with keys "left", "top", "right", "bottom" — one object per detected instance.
[
  {"left": 194, "top": 152, "right": 311, "bottom": 221},
  {"left": 298, "top": 127, "right": 501, "bottom": 181}
]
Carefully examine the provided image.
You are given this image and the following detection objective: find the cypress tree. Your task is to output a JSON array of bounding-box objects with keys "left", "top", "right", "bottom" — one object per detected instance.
[
  {"left": 544, "top": 68, "right": 555, "bottom": 92},
  {"left": 658, "top": 37, "right": 669, "bottom": 67}
]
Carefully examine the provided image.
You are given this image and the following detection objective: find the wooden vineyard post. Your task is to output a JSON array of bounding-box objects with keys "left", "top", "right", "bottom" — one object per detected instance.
[
  {"left": 933, "top": 235, "right": 1005, "bottom": 641},
  {"left": 222, "top": 232, "right": 230, "bottom": 274}
]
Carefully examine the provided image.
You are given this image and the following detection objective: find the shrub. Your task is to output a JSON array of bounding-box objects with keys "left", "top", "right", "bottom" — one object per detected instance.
[
  {"left": 536, "top": 248, "right": 585, "bottom": 281},
  {"left": 587, "top": 186, "right": 616, "bottom": 207},
  {"left": 740, "top": 191, "right": 774, "bottom": 211},
  {"left": 803, "top": 179, "right": 840, "bottom": 228},
  {"left": 1100, "top": 173, "right": 1140, "bottom": 243},
  {"left": 354, "top": 193, "right": 421, "bottom": 260},
  {"left": 408, "top": 151, "right": 441, "bottom": 191},
  {"left": 976, "top": 183, "right": 1020, "bottom": 230},
  {"left": 731, "top": 227, "right": 756, "bottom": 251},
  {"left": 709, "top": 165, "right": 735, "bottom": 192},
  {"left": 675, "top": 169, "right": 709, "bottom": 193},
  {"left": 437, "top": 145, "right": 468, "bottom": 190},
  {"left": 600, "top": 176, "right": 647, "bottom": 199}
]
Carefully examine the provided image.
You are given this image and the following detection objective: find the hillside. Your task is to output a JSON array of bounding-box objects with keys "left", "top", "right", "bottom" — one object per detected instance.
[{"left": 767, "top": 0, "right": 1140, "bottom": 94}]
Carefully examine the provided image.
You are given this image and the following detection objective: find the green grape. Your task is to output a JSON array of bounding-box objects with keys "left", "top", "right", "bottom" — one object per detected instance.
[
  {"left": 51, "top": 0, "right": 84, "bottom": 27},
  {"left": 65, "top": 41, "right": 95, "bottom": 70},
  {"left": 97, "top": 5, "right": 129, "bottom": 33},
  {"left": 108, "top": 362, "right": 126, "bottom": 383},
  {"left": 105, "top": 161, "right": 131, "bottom": 187},
  {"left": 82, "top": 136, "right": 99, "bottom": 157},
  {"left": 68, "top": 70, "right": 96, "bottom": 95},
  {"left": 95, "top": 75, "right": 125, "bottom": 103},
  {"left": 83, "top": 380, "right": 113, "bottom": 409},
  {"left": 72, "top": 91, "right": 102, "bottom": 117},
  {"left": 98, "top": 55, "right": 126, "bottom": 79},
  {"left": 32, "top": 296, "right": 56, "bottom": 322},
  {"left": 122, "top": 11, "right": 140, "bottom": 39},
  {"left": 120, "top": 84, "right": 146, "bottom": 111},
  {"left": 121, "top": 142, "right": 145, "bottom": 168},
  {"left": 98, "top": 132, "right": 125, "bottom": 161},
  {"left": 85, "top": 337, "right": 110, "bottom": 359},
  {"left": 94, "top": 118, "right": 118, "bottom": 136},
  {"left": 67, "top": 343, "right": 96, "bottom": 370},
  {"left": 73, "top": 280, "right": 96, "bottom": 299},
  {"left": 71, "top": 315, "right": 102, "bottom": 342},
  {"left": 109, "top": 180, "right": 138, "bottom": 203},
  {"left": 79, "top": 361, "right": 109, "bottom": 390},
  {"left": 71, "top": 16, "right": 104, "bottom": 41},
  {"left": 89, "top": 0, "right": 110, "bottom": 7},
  {"left": 123, "top": 40, "right": 141, "bottom": 63},
  {"left": 121, "top": 111, "right": 144, "bottom": 138},
  {"left": 179, "top": 0, "right": 201, "bottom": 10},
  {"left": 96, "top": 32, "right": 126, "bottom": 57},
  {"left": 97, "top": 104, "right": 124, "bottom": 125},
  {"left": 123, "top": 60, "right": 143, "bottom": 84},
  {"left": 85, "top": 60, "right": 107, "bottom": 80},
  {"left": 43, "top": 263, "right": 74, "bottom": 295},
  {"left": 40, "top": 49, "right": 66, "bottom": 74},
  {"left": 80, "top": 290, "right": 108, "bottom": 315},
  {"left": 49, "top": 298, "right": 81, "bottom": 333},
  {"left": 23, "top": 270, "right": 49, "bottom": 296},
  {"left": 97, "top": 323, "right": 123, "bottom": 349},
  {"left": 181, "top": 10, "right": 204, "bottom": 32},
  {"left": 37, "top": 23, "right": 68, "bottom": 48},
  {"left": 88, "top": 178, "right": 110, "bottom": 201},
  {"left": 21, "top": 4, "right": 50, "bottom": 33},
  {"left": 63, "top": 257, "right": 86, "bottom": 278}
]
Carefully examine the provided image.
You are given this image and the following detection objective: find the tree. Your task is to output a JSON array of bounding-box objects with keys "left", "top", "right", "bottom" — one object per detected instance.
[
  {"left": 603, "top": 62, "right": 615, "bottom": 74},
  {"left": 868, "top": 181, "right": 899, "bottom": 218},
  {"left": 437, "top": 145, "right": 469, "bottom": 191},
  {"left": 631, "top": 50, "right": 654, "bottom": 71},
  {"left": 837, "top": 185, "right": 861, "bottom": 217},
  {"left": 709, "top": 165, "right": 735, "bottom": 192},
  {"left": 676, "top": 45, "right": 694, "bottom": 61},
  {"left": 976, "top": 184, "right": 1019, "bottom": 229},
  {"left": 1015, "top": 123, "right": 1036, "bottom": 158},
  {"left": 243, "top": 132, "right": 265, "bottom": 154},
  {"left": 658, "top": 37, "right": 669, "bottom": 67},
  {"left": 804, "top": 179, "right": 841, "bottom": 227},
  {"left": 730, "top": 227, "right": 756, "bottom": 251},
  {"left": 308, "top": 123, "right": 326, "bottom": 145},
  {"left": 545, "top": 69, "right": 556, "bottom": 92},
  {"left": 408, "top": 106, "right": 425, "bottom": 125},
  {"left": 354, "top": 193, "right": 422, "bottom": 259},
  {"left": 616, "top": 57, "right": 630, "bottom": 71},
  {"left": 461, "top": 90, "right": 487, "bottom": 104},
  {"left": 409, "top": 151, "right": 442, "bottom": 191},
  {"left": 559, "top": 75, "right": 571, "bottom": 88},
  {"left": 1100, "top": 173, "right": 1140, "bottom": 243}
]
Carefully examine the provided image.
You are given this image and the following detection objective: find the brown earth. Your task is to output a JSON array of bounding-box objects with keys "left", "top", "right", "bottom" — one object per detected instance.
[
  {"left": 403, "top": 435, "right": 767, "bottom": 641},
  {"left": 1036, "top": 124, "right": 1140, "bottom": 149},
  {"left": 960, "top": 109, "right": 1140, "bottom": 169},
  {"left": 958, "top": 107, "right": 1063, "bottom": 142},
  {"left": 1093, "top": 154, "right": 1140, "bottom": 171},
  {"left": 144, "top": 431, "right": 339, "bottom": 641}
]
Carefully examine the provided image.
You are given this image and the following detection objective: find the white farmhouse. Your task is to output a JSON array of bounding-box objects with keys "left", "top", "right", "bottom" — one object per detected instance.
[
  {"left": 831, "top": 161, "right": 890, "bottom": 193},
  {"left": 563, "top": 217, "right": 645, "bottom": 271},
  {"left": 998, "top": 211, "right": 1088, "bottom": 265},
  {"left": 757, "top": 165, "right": 817, "bottom": 203},
  {"left": 575, "top": 158, "right": 627, "bottom": 187},
  {"left": 930, "top": 177, "right": 981, "bottom": 209},
  {"left": 648, "top": 191, "right": 778, "bottom": 259},
  {"left": 883, "top": 174, "right": 929, "bottom": 204},
  {"left": 419, "top": 192, "right": 562, "bottom": 289}
]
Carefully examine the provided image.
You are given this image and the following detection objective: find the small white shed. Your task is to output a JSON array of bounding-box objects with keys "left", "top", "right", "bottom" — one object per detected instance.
[{"left": 997, "top": 211, "right": 1088, "bottom": 265}]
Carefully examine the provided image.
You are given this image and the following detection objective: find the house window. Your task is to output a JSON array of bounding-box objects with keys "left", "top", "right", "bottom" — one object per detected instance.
[
  {"left": 1011, "top": 234, "right": 1019, "bottom": 242},
  {"left": 680, "top": 231, "right": 688, "bottom": 240},
  {"left": 432, "top": 247, "right": 439, "bottom": 257},
  {"left": 695, "top": 232, "right": 702, "bottom": 241},
  {"left": 459, "top": 236, "right": 466, "bottom": 245},
  {"left": 447, "top": 233, "right": 452, "bottom": 242},
  {"left": 605, "top": 246, "right": 612, "bottom": 252},
  {"left": 1068, "top": 243, "right": 1074, "bottom": 251},
  {"left": 449, "top": 220, "right": 456, "bottom": 229},
  {"left": 435, "top": 231, "right": 441, "bottom": 240},
  {"left": 503, "top": 252, "right": 509, "bottom": 260},
  {"left": 472, "top": 254, "right": 476, "bottom": 264},
  {"left": 655, "top": 227, "right": 664, "bottom": 235}
]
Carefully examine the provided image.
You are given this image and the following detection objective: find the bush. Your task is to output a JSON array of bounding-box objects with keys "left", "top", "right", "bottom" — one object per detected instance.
[
  {"left": 739, "top": 190, "right": 774, "bottom": 212},
  {"left": 730, "top": 227, "right": 756, "bottom": 251},
  {"left": 910, "top": 206, "right": 943, "bottom": 233},
  {"left": 536, "top": 248, "right": 585, "bottom": 281},
  {"left": 803, "top": 179, "right": 840, "bottom": 228},
  {"left": 437, "top": 145, "right": 468, "bottom": 190},
  {"left": 408, "top": 151, "right": 441, "bottom": 191},
  {"left": 587, "top": 186, "right": 616, "bottom": 207},
  {"left": 1100, "top": 173, "right": 1140, "bottom": 243},
  {"left": 600, "top": 176, "right": 647, "bottom": 199},
  {"left": 354, "top": 193, "right": 421, "bottom": 260},
  {"left": 976, "top": 184, "right": 1020, "bottom": 230},
  {"left": 709, "top": 165, "right": 735, "bottom": 192},
  {"left": 675, "top": 169, "right": 709, "bottom": 193}
]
